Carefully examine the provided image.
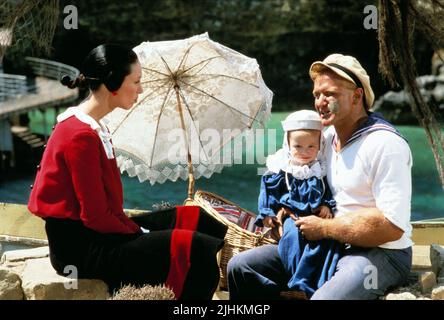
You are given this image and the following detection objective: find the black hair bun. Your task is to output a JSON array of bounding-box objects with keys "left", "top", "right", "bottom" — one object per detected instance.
[
  {"left": 61, "top": 74, "right": 73, "bottom": 87},
  {"left": 61, "top": 74, "right": 88, "bottom": 89}
]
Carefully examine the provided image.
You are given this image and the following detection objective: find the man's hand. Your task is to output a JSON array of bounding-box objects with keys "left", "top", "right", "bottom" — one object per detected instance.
[
  {"left": 317, "top": 206, "right": 333, "bottom": 219},
  {"left": 295, "top": 208, "right": 404, "bottom": 246},
  {"left": 294, "top": 215, "right": 328, "bottom": 241}
]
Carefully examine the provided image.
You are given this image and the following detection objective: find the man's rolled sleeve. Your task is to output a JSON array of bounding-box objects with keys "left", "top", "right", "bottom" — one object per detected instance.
[{"left": 370, "top": 139, "right": 413, "bottom": 233}]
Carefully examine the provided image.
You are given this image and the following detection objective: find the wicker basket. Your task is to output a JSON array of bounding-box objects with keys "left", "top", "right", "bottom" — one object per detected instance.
[{"left": 185, "top": 190, "right": 276, "bottom": 290}]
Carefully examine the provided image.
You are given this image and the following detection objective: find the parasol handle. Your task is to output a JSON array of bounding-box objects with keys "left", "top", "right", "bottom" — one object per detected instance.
[
  {"left": 187, "top": 152, "right": 195, "bottom": 201},
  {"left": 174, "top": 85, "right": 195, "bottom": 201}
]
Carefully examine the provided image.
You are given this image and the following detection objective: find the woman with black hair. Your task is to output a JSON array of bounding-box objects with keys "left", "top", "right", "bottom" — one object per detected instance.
[{"left": 28, "top": 44, "right": 227, "bottom": 299}]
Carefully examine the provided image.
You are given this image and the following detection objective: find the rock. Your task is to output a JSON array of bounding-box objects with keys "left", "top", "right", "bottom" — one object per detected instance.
[
  {"left": 437, "top": 269, "right": 444, "bottom": 284},
  {"left": 20, "top": 258, "right": 109, "bottom": 300},
  {"left": 418, "top": 271, "right": 437, "bottom": 293},
  {"left": 433, "top": 84, "right": 444, "bottom": 109},
  {"left": 431, "top": 49, "right": 444, "bottom": 76},
  {"left": 213, "top": 290, "right": 229, "bottom": 300},
  {"left": 416, "top": 75, "right": 437, "bottom": 90},
  {"left": 430, "top": 244, "right": 444, "bottom": 277},
  {"left": 372, "top": 91, "right": 417, "bottom": 125},
  {"left": 373, "top": 66, "right": 444, "bottom": 124},
  {"left": 385, "top": 292, "right": 417, "bottom": 300},
  {"left": 1, "top": 246, "right": 49, "bottom": 263},
  {"left": 412, "top": 245, "right": 432, "bottom": 270},
  {"left": 431, "top": 285, "right": 444, "bottom": 300},
  {"left": 0, "top": 267, "right": 24, "bottom": 300}
]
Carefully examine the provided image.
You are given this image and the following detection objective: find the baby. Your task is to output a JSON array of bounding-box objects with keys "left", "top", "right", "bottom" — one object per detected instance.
[{"left": 256, "top": 110, "right": 343, "bottom": 298}]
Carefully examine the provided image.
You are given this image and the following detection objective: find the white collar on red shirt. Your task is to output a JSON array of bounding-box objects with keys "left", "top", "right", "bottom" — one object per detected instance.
[{"left": 57, "top": 107, "right": 115, "bottom": 159}]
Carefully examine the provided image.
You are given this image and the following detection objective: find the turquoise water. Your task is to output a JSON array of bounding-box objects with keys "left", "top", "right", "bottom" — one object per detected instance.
[
  {"left": 0, "top": 241, "right": 41, "bottom": 255},
  {"left": 1, "top": 111, "right": 443, "bottom": 222}
]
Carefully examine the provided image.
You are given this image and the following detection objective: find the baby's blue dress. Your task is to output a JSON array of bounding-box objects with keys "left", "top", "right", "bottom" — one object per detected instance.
[{"left": 256, "top": 170, "right": 343, "bottom": 297}]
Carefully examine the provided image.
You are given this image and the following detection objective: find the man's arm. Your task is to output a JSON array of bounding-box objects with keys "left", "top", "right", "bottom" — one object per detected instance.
[{"left": 295, "top": 207, "right": 404, "bottom": 247}]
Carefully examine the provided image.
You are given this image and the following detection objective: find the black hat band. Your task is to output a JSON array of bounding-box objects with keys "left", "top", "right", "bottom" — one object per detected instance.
[{"left": 327, "top": 63, "right": 364, "bottom": 89}]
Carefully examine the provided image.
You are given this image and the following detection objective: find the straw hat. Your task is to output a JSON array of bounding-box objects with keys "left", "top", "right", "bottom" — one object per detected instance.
[{"left": 309, "top": 53, "right": 375, "bottom": 109}]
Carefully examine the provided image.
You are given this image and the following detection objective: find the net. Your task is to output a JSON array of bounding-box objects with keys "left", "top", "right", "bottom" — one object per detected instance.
[{"left": 0, "top": 0, "right": 59, "bottom": 59}]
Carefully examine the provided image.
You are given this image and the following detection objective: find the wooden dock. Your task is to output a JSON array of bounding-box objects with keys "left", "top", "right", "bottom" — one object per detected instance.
[
  {"left": 0, "top": 58, "right": 80, "bottom": 175},
  {"left": 0, "top": 76, "right": 78, "bottom": 120}
]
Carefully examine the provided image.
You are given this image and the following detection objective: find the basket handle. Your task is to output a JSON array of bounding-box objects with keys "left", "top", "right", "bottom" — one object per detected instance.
[{"left": 254, "top": 230, "right": 269, "bottom": 246}]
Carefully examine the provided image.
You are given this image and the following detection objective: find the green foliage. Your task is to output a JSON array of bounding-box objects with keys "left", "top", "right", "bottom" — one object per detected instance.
[
  {"left": 4, "top": 0, "right": 430, "bottom": 111},
  {"left": 295, "top": 0, "right": 378, "bottom": 32}
]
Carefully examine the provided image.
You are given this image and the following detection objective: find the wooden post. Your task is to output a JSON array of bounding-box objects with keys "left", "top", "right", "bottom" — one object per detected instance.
[
  {"left": 54, "top": 106, "right": 59, "bottom": 128},
  {"left": 40, "top": 108, "right": 48, "bottom": 141}
]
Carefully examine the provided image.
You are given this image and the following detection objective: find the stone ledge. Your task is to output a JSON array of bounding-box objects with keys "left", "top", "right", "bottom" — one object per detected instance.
[
  {"left": 430, "top": 244, "right": 444, "bottom": 276},
  {"left": 412, "top": 245, "right": 432, "bottom": 270},
  {"left": 0, "top": 267, "right": 23, "bottom": 300},
  {"left": 381, "top": 244, "right": 444, "bottom": 300},
  {"left": 1, "top": 247, "right": 108, "bottom": 300},
  {"left": 21, "top": 258, "right": 109, "bottom": 300},
  {"left": 1, "top": 246, "right": 49, "bottom": 263},
  {"left": 2, "top": 244, "right": 444, "bottom": 300}
]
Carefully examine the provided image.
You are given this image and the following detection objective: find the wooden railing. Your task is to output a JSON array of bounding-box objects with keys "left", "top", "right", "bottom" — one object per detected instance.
[
  {"left": 0, "top": 74, "right": 29, "bottom": 102},
  {"left": 0, "top": 57, "right": 79, "bottom": 103},
  {"left": 25, "top": 57, "right": 79, "bottom": 81}
]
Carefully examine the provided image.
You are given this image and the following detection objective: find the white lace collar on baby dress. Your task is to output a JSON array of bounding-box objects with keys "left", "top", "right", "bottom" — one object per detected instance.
[{"left": 57, "top": 107, "right": 114, "bottom": 159}]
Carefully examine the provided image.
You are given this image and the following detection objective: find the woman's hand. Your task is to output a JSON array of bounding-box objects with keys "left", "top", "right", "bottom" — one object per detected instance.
[{"left": 317, "top": 206, "right": 333, "bottom": 219}]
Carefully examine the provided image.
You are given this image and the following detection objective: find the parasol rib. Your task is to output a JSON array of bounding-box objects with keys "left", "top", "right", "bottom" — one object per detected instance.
[
  {"left": 175, "top": 41, "right": 200, "bottom": 75},
  {"left": 157, "top": 52, "right": 175, "bottom": 77},
  {"left": 183, "top": 59, "right": 213, "bottom": 78},
  {"left": 181, "top": 73, "right": 259, "bottom": 88},
  {"left": 110, "top": 80, "right": 172, "bottom": 135},
  {"left": 176, "top": 87, "right": 212, "bottom": 163},
  {"left": 149, "top": 84, "right": 175, "bottom": 168},
  {"left": 177, "top": 56, "right": 222, "bottom": 77},
  {"left": 141, "top": 67, "right": 170, "bottom": 78},
  {"left": 141, "top": 77, "right": 172, "bottom": 85},
  {"left": 178, "top": 79, "right": 261, "bottom": 126}
]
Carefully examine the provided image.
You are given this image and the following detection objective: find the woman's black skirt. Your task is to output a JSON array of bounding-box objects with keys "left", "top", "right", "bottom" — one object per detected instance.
[{"left": 44, "top": 206, "right": 227, "bottom": 299}]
